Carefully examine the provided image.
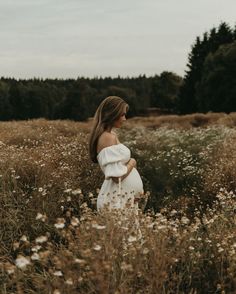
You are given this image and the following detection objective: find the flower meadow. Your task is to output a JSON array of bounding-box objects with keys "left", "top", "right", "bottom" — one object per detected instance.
[{"left": 0, "top": 118, "right": 235, "bottom": 294}]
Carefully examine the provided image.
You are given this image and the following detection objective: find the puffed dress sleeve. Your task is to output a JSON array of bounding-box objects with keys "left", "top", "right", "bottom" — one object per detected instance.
[{"left": 98, "top": 146, "right": 128, "bottom": 179}]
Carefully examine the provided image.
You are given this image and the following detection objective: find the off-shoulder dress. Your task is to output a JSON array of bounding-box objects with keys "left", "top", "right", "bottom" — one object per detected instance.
[{"left": 96, "top": 143, "right": 144, "bottom": 212}]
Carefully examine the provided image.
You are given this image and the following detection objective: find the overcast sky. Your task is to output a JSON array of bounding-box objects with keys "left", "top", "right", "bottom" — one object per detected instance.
[{"left": 0, "top": 0, "right": 235, "bottom": 79}]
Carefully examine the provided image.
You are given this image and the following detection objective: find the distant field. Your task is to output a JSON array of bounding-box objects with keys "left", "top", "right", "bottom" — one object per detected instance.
[
  {"left": 0, "top": 117, "right": 235, "bottom": 293},
  {"left": 88, "top": 111, "right": 236, "bottom": 129}
]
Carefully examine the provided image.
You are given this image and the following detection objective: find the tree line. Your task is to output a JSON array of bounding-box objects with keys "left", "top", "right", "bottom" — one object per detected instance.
[
  {"left": 0, "top": 22, "right": 235, "bottom": 121},
  {"left": 0, "top": 73, "right": 182, "bottom": 121}
]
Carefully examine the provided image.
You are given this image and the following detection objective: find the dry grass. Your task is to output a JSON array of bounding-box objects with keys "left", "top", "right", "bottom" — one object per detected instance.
[
  {"left": 124, "top": 112, "right": 236, "bottom": 129},
  {"left": 0, "top": 118, "right": 235, "bottom": 293},
  {"left": 1, "top": 191, "right": 235, "bottom": 293},
  {"left": 204, "top": 132, "right": 236, "bottom": 195}
]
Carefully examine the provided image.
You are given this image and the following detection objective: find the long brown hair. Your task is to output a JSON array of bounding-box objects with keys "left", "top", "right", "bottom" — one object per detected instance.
[{"left": 89, "top": 96, "right": 129, "bottom": 163}]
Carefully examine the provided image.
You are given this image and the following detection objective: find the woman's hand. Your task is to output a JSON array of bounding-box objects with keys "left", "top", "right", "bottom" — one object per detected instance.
[
  {"left": 129, "top": 158, "right": 137, "bottom": 168},
  {"left": 111, "top": 158, "right": 137, "bottom": 184}
]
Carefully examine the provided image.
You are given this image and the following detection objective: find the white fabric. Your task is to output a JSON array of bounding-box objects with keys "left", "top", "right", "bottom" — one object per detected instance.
[{"left": 96, "top": 143, "right": 144, "bottom": 212}]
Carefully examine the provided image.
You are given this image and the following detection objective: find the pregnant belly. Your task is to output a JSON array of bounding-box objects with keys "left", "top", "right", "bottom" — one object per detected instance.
[{"left": 122, "top": 167, "right": 143, "bottom": 195}]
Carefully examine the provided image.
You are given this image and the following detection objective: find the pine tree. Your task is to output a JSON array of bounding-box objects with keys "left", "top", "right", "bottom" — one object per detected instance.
[
  {"left": 177, "top": 22, "right": 234, "bottom": 114},
  {"left": 196, "top": 41, "right": 236, "bottom": 112}
]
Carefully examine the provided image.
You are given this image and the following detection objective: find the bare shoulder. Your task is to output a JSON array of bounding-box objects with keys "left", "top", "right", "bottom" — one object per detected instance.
[
  {"left": 97, "top": 131, "right": 118, "bottom": 153},
  {"left": 111, "top": 130, "right": 120, "bottom": 143}
]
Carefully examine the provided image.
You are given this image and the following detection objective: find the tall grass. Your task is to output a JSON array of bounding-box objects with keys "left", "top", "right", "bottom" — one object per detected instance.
[
  {"left": 0, "top": 119, "right": 235, "bottom": 293},
  {"left": 119, "top": 125, "right": 236, "bottom": 213},
  {"left": 1, "top": 190, "right": 235, "bottom": 293}
]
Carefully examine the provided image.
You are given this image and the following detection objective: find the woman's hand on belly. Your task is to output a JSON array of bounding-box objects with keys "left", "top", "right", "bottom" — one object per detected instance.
[{"left": 109, "top": 158, "right": 138, "bottom": 184}]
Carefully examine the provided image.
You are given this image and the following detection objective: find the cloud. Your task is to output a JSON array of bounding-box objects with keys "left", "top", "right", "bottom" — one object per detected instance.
[{"left": 0, "top": 0, "right": 235, "bottom": 78}]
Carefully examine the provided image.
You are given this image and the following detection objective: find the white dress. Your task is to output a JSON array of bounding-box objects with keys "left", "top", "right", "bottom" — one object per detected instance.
[{"left": 96, "top": 143, "right": 144, "bottom": 212}]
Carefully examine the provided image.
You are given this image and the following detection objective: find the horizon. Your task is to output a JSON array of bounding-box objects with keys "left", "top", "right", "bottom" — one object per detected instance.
[{"left": 0, "top": 72, "right": 183, "bottom": 80}]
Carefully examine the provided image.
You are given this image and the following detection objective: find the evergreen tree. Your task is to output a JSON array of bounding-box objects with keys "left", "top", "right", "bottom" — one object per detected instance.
[
  {"left": 177, "top": 22, "right": 234, "bottom": 114},
  {"left": 196, "top": 41, "right": 236, "bottom": 112},
  {"left": 150, "top": 72, "right": 183, "bottom": 110},
  {"left": 54, "top": 83, "right": 90, "bottom": 121},
  {"left": 0, "top": 81, "right": 12, "bottom": 120}
]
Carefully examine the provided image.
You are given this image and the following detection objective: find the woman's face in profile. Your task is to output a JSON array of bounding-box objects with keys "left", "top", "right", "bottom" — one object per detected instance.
[{"left": 113, "top": 106, "right": 127, "bottom": 128}]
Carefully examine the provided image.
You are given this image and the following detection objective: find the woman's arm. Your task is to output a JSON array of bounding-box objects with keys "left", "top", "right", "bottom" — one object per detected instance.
[{"left": 111, "top": 158, "right": 136, "bottom": 183}]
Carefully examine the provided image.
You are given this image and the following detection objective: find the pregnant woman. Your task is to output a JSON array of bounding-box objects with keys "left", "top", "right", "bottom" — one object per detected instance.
[{"left": 89, "top": 96, "right": 144, "bottom": 212}]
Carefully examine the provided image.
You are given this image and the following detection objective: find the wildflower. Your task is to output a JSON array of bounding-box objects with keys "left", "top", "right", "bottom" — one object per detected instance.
[
  {"left": 74, "top": 258, "right": 86, "bottom": 265},
  {"left": 142, "top": 248, "right": 149, "bottom": 254},
  {"left": 54, "top": 218, "right": 66, "bottom": 229},
  {"left": 93, "top": 244, "right": 102, "bottom": 251},
  {"left": 65, "top": 278, "right": 73, "bottom": 285},
  {"left": 36, "top": 212, "right": 47, "bottom": 222},
  {"left": 80, "top": 202, "right": 88, "bottom": 209},
  {"left": 91, "top": 223, "right": 106, "bottom": 230},
  {"left": 64, "top": 188, "right": 72, "bottom": 193},
  {"left": 170, "top": 209, "right": 178, "bottom": 216},
  {"left": 128, "top": 235, "right": 137, "bottom": 243},
  {"left": 31, "top": 245, "right": 42, "bottom": 252},
  {"left": 88, "top": 192, "right": 93, "bottom": 198},
  {"left": 157, "top": 225, "right": 167, "bottom": 230},
  {"left": 189, "top": 246, "right": 195, "bottom": 251},
  {"left": 53, "top": 270, "right": 63, "bottom": 276},
  {"left": 181, "top": 216, "right": 190, "bottom": 225},
  {"left": 38, "top": 187, "right": 43, "bottom": 192},
  {"left": 15, "top": 255, "right": 31, "bottom": 269},
  {"left": 137, "top": 271, "right": 142, "bottom": 278},
  {"left": 72, "top": 188, "right": 82, "bottom": 195},
  {"left": 31, "top": 253, "right": 40, "bottom": 260},
  {"left": 71, "top": 217, "right": 80, "bottom": 227},
  {"left": 13, "top": 242, "right": 20, "bottom": 250},
  {"left": 35, "top": 235, "right": 48, "bottom": 244},
  {"left": 5, "top": 262, "right": 15, "bottom": 275},
  {"left": 20, "top": 235, "right": 28, "bottom": 242}
]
